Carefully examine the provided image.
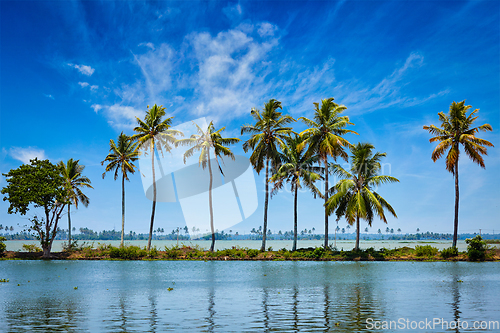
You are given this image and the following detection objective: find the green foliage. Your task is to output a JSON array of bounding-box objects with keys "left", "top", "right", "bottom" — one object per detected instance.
[
  {"left": 1, "top": 159, "right": 68, "bottom": 257},
  {"left": 108, "top": 245, "right": 147, "bottom": 259},
  {"left": 466, "top": 235, "right": 487, "bottom": 261},
  {"left": 0, "top": 236, "right": 6, "bottom": 255},
  {"left": 440, "top": 246, "right": 459, "bottom": 259},
  {"left": 22, "top": 244, "right": 42, "bottom": 253},
  {"left": 313, "top": 247, "right": 325, "bottom": 258},
  {"left": 164, "top": 246, "right": 182, "bottom": 259},
  {"left": 0, "top": 279, "right": 9, "bottom": 283},
  {"left": 415, "top": 245, "right": 438, "bottom": 257},
  {"left": 247, "top": 249, "right": 260, "bottom": 258}
]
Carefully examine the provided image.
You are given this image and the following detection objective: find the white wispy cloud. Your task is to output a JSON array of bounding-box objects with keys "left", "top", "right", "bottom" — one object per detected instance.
[
  {"left": 91, "top": 104, "right": 102, "bottom": 113},
  {"left": 89, "top": 23, "right": 447, "bottom": 129},
  {"left": 67, "top": 63, "right": 95, "bottom": 76},
  {"left": 78, "top": 82, "right": 89, "bottom": 87},
  {"left": 43, "top": 94, "right": 55, "bottom": 100},
  {"left": 8, "top": 147, "right": 47, "bottom": 164}
]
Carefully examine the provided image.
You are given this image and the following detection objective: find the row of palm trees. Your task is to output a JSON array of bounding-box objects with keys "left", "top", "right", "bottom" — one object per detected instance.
[{"left": 62, "top": 98, "right": 493, "bottom": 253}]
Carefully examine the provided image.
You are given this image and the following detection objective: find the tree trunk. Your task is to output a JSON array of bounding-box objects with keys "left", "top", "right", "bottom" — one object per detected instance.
[
  {"left": 67, "top": 204, "right": 72, "bottom": 247},
  {"left": 261, "top": 158, "right": 269, "bottom": 252},
  {"left": 355, "top": 217, "right": 360, "bottom": 251},
  {"left": 324, "top": 158, "right": 329, "bottom": 249},
  {"left": 292, "top": 184, "right": 298, "bottom": 252},
  {"left": 208, "top": 151, "right": 215, "bottom": 252},
  {"left": 121, "top": 173, "right": 125, "bottom": 247},
  {"left": 452, "top": 159, "right": 459, "bottom": 248},
  {"left": 147, "top": 145, "right": 156, "bottom": 252},
  {"left": 42, "top": 245, "right": 52, "bottom": 259}
]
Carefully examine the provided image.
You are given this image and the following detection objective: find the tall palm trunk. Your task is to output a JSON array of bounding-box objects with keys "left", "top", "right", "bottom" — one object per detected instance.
[
  {"left": 292, "top": 183, "right": 298, "bottom": 251},
  {"left": 324, "top": 158, "right": 329, "bottom": 249},
  {"left": 452, "top": 159, "right": 459, "bottom": 248},
  {"left": 355, "top": 216, "right": 360, "bottom": 250},
  {"left": 147, "top": 145, "right": 156, "bottom": 251},
  {"left": 67, "top": 204, "right": 72, "bottom": 248},
  {"left": 208, "top": 150, "right": 215, "bottom": 252},
  {"left": 261, "top": 158, "right": 269, "bottom": 252},
  {"left": 121, "top": 173, "right": 125, "bottom": 247}
]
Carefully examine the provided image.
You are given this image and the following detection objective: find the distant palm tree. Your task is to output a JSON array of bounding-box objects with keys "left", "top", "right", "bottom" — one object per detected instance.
[
  {"left": 326, "top": 143, "right": 399, "bottom": 250},
  {"left": 424, "top": 100, "right": 493, "bottom": 248},
  {"left": 416, "top": 228, "right": 420, "bottom": 233},
  {"left": 270, "top": 135, "right": 322, "bottom": 251},
  {"left": 397, "top": 228, "right": 401, "bottom": 234},
  {"left": 58, "top": 159, "right": 93, "bottom": 247},
  {"left": 132, "top": 104, "right": 182, "bottom": 251},
  {"left": 176, "top": 121, "right": 240, "bottom": 252},
  {"left": 298, "top": 98, "right": 357, "bottom": 248},
  {"left": 241, "top": 99, "right": 295, "bottom": 251},
  {"left": 102, "top": 133, "right": 139, "bottom": 247}
]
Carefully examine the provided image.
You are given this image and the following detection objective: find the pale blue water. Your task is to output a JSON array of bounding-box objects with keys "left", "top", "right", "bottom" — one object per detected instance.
[{"left": 0, "top": 261, "right": 498, "bottom": 332}]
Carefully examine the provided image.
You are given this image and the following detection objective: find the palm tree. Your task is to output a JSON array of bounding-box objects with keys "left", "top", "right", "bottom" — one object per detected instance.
[
  {"left": 241, "top": 99, "right": 295, "bottom": 251},
  {"left": 298, "top": 98, "right": 357, "bottom": 248},
  {"left": 58, "top": 159, "right": 93, "bottom": 247},
  {"left": 423, "top": 100, "right": 494, "bottom": 248},
  {"left": 176, "top": 121, "right": 240, "bottom": 252},
  {"left": 132, "top": 104, "right": 182, "bottom": 251},
  {"left": 270, "top": 135, "right": 322, "bottom": 251},
  {"left": 101, "top": 133, "right": 139, "bottom": 247},
  {"left": 326, "top": 143, "right": 399, "bottom": 250}
]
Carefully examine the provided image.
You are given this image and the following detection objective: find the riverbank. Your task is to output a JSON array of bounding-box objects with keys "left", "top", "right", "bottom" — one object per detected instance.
[{"left": 2, "top": 245, "right": 499, "bottom": 261}]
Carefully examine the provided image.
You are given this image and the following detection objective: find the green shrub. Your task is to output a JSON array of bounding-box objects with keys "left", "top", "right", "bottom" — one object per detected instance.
[
  {"left": 415, "top": 245, "right": 438, "bottom": 257},
  {"left": 313, "top": 247, "right": 325, "bottom": 258},
  {"left": 109, "top": 245, "right": 147, "bottom": 259},
  {"left": 466, "top": 235, "right": 487, "bottom": 261},
  {"left": 0, "top": 236, "right": 7, "bottom": 255},
  {"left": 148, "top": 246, "right": 159, "bottom": 258},
  {"left": 247, "top": 249, "right": 260, "bottom": 258},
  {"left": 441, "top": 246, "right": 458, "bottom": 259},
  {"left": 22, "top": 244, "right": 42, "bottom": 253}
]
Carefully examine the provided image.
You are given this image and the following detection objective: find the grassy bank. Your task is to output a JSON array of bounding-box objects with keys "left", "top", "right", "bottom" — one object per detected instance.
[{"left": 2, "top": 244, "right": 499, "bottom": 261}]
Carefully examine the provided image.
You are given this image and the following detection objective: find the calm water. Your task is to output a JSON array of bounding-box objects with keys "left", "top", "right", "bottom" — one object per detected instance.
[
  {"left": 5, "top": 239, "right": 485, "bottom": 252},
  {"left": 0, "top": 261, "right": 499, "bottom": 332}
]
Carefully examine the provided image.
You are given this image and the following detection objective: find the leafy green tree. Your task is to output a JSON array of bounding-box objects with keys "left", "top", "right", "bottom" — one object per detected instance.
[
  {"left": 241, "top": 99, "right": 295, "bottom": 251},
  {"left": 1, "top": 159, "right": 68, "bottom": 258},
  {"left": 298, "top": 98, "right": 357, "bottom": 248},
  {"left": 326, "top": 143, "right": 399, "bottom": 250},
  {"left": 102, "top": 133, "right": 139, "bottom": 247},
  {"left": 176, "top": 121, "right": 240, "bottom": 252},
  {"left": 132, "top": 104, "right": 182, "bottom": 251},
  {"left": 57, "top": 158, "right": 93, "bottom": 248},
  {"left": 270, "top": 135, "right": 322, "bottom": 251},
  {"left": 423, "top": 100, "right": 494, "bottom": 248}
]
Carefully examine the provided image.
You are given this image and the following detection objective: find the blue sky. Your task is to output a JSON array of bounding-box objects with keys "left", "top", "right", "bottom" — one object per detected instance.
[{"left": 1, "top": 0, "right": 499, "bottom": 236}]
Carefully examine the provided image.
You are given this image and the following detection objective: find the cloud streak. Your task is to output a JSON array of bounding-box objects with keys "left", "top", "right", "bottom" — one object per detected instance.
[
  {"left": 8, "top": 147, "right": 47, "bottom": 164},
  {"left": 68, "top": 63, "right": 95, "bottom": 76}
]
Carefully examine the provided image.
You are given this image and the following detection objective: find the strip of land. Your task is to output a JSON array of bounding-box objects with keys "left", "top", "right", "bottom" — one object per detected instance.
[{"left": 2, "top": 245, "right": 499, "bottom": 261}]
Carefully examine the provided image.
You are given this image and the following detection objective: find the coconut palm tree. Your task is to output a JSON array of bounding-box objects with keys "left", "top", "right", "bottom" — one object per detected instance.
[
  {"left": 326, "top": 143, "right": 399, "bottom": 250},
  {"left": 423, "top": 100, "right": 494, "bottom": 248},
  {"left": 269, "top": 135, "right": 323, "bottom": 251},
  {"left": 132, "top": 104, "right": 183, "bottom": 251},
  {"left": 101, "top": 133, "right": 139, "bottom": 247},
  {"left": 176, "top": 121, "right": 240, "bottom": 252},
  {"left": 58, "top": 159, "right": 93, "bottom": 247},
  {"left": 299, "top": 98, "right": 357, "bottom": 248},
  {"left": 241, "top": 99, "right": 296, "bottom": 251}
]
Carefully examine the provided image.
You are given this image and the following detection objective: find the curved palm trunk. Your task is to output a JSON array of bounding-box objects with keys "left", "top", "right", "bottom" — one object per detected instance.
[
  {"left": 208, "top": 151, "right": 215, "bottom": 252},
  {"left": 121, "top": 173, "right": 125, "bottom": 247},
  {"left": 355, "top": 216, "right": 360, "bottom": 250},
  {"left": 67, "top": 204, "right": 71, "bottom": 247},
  {"left": 261, "top": 159, "right": 270, "bottom": 252},
  {"left": 452, "top": 159, "right": 459, "bottom": 248},
  {"left": 292, "top": 184, "right": 298, "bottom": 252},
  {"left": 324, "top": 158, "right": 329, "bottom": 249},
  {"left": 147, "top": 145, "right": 156, "bottom": 252}
]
